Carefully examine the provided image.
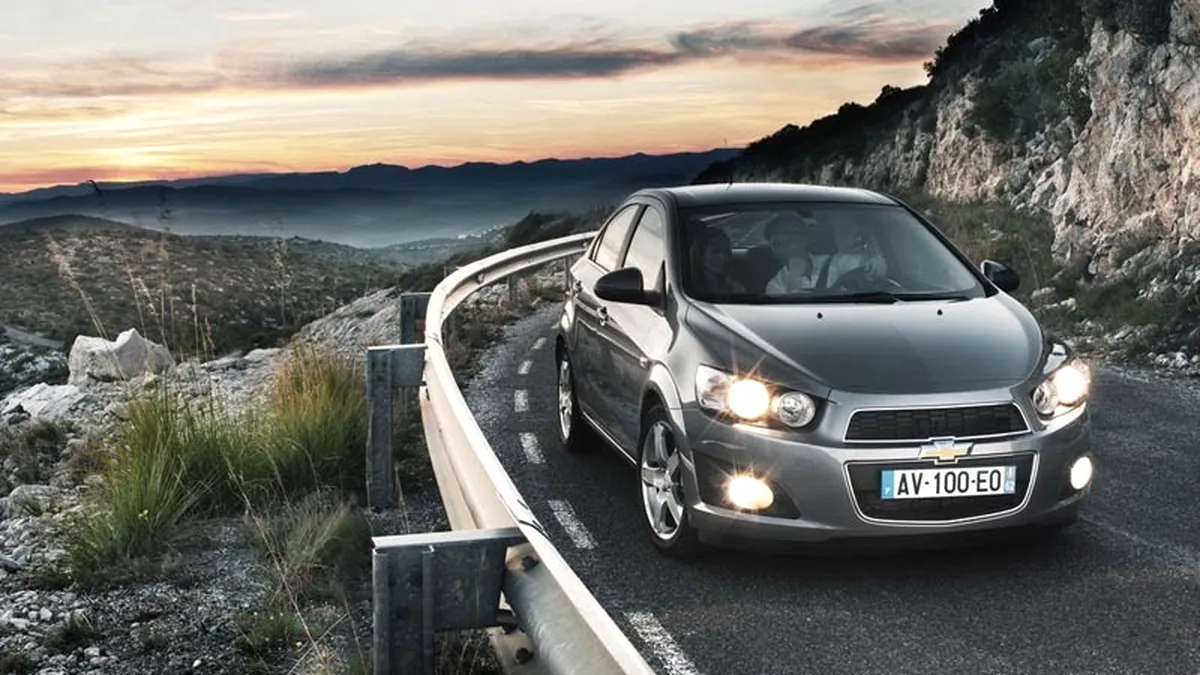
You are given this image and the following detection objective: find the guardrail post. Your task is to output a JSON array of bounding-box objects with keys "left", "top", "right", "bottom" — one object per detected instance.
[
  {"left": 366, "top": 341, "right": 426, "bottom": 511},
  {"left": 399, "top": 291, "right": 432, "bottom": 421},
  {"left": 373, "top": 528, "right": 526, "bottom": 675},
  {"left": 401, "top": 292, "right": 432, "bottom": 345},
  {"left": 366, "top": 348, "right": 395, "bottom": 511},
  {"left": 507, "top": 274, "right": 518, "bottom": 308}
]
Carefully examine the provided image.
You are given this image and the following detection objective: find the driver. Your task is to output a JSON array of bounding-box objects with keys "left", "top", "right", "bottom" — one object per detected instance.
[{"left": 763, "top": 211, "right": 886, "bottom": 294}]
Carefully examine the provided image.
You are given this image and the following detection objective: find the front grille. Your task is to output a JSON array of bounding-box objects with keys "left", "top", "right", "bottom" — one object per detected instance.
[
  {"left": 844, "top": 404, "right": 1027, "bottom": 442},
  {"left": 847, "top": 453, "right": 1035, "bottom": 522}
]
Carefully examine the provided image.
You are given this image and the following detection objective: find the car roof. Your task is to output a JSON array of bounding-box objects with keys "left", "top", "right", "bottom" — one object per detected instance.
[{"left": 632, "top": 182, "right": 900, "bottom": 208}]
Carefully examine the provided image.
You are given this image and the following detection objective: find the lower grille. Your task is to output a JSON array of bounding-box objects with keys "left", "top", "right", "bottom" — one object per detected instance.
[
  {"left": 845, "top": 403, "right": 1028, "bottom": 442},
  {"left": 847, "top": 453, "right": 1035, "bottom": 522}
]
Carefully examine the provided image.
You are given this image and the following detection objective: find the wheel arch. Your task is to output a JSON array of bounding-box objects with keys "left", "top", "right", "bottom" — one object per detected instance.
[{"left": 641, "top": 364, "right": 690, "bottom": 453}]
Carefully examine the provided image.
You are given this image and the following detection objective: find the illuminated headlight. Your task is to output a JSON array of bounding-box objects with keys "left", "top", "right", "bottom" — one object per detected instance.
[
  {"left": 695, "top": 365, "right": 818, "bottom": 427},
  {"left": 727, "top": 379, "right": 771, "bottom": 419},
  {"left": 1033, "top": 361, "right": 1091, "bottom": 416},
  {"left": 726, "top": 475, "right": 774, "bottom": 510}
]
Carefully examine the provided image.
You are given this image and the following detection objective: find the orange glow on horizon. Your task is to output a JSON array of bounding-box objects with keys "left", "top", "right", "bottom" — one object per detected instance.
[{"left": 0, "top": 56, "right": 932, "bottom": 194}]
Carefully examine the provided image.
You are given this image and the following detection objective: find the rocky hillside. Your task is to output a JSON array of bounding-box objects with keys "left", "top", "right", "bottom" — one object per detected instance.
[
  {"left": 695, "top": 0, "right": 1198, "bottom": 359},
  {"left": 0, "top": 216, "right": 411, "bottom": 356}
]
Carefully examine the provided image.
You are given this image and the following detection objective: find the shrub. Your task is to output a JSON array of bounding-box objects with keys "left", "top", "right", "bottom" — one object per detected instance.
[
  {"left": 258, "top": 345, "right": 368, "bottom": 501},
  {"left": 62, "top": 343, "right": 370, "bottom": 585},
  {"left": 243, "top": 490, "right": 372, "bottom": 608}
]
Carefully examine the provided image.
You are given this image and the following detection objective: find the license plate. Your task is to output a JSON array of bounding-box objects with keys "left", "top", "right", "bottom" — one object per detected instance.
[{"left": 880, "top": 465, "right": 1016, "bottom": 500}]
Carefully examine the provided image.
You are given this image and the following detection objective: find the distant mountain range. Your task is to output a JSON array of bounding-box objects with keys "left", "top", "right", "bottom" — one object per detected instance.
[{"left": 0, "top": 149, "right": 738, "bottom": 248}]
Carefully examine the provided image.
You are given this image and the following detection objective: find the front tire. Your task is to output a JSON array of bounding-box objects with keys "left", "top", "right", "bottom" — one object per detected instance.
[{"left": 638, "top": 403, "right": 701, "bottom": 558}]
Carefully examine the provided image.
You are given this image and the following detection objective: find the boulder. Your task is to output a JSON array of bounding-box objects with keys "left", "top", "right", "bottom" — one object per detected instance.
[
  {"left": 0, "top": 383, "right": 90, "bottom": 423},
  {"left": 67, "top": 329, "right": 173, "bottom": 387}
]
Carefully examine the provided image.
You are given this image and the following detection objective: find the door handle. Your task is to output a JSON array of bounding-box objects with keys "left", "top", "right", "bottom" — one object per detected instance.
[{"left": 572, "top": 280, "right": 583, "bottom": 294}]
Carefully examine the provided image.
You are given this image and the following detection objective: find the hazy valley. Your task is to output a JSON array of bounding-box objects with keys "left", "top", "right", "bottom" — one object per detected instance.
[{"left": 0, "top": 150, "right": 736, "bottom": 248}]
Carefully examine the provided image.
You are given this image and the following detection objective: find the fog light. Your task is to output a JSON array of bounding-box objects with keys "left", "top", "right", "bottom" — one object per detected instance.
[
  {"left": 1070, "top": 456, "right": 1093, "bottom": 491},
  {"left": 727, "top": 475, "right": 774, "bottom": 510}
]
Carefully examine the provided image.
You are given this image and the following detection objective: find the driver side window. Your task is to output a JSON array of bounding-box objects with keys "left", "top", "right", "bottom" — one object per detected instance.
[
  {"left": 592, "top": 205, "right": 640, "bottom": 271},
  {"left": 621, "top": 208, "right": 665, "bottom": 291}
]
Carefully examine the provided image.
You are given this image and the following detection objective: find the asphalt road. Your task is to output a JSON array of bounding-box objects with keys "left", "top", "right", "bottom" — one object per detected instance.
[{"left": 463, "top": 303, "right": 1200, "bottom": 675}]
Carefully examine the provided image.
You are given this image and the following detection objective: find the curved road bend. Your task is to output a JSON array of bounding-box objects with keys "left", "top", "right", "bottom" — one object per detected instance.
[{"left": 463, "top": 303, "right": 1200, "bottom": 675}]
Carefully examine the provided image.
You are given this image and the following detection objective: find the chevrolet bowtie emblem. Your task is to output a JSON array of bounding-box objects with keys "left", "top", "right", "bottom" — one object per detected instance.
[{"left": 919, "top": 438, "right": 973, "bottom": 464}]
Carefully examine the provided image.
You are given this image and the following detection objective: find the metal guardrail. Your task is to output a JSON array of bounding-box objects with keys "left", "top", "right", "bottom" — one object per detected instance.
[{"left": 369, "top": 233, "right": 658, "bottom": 674}]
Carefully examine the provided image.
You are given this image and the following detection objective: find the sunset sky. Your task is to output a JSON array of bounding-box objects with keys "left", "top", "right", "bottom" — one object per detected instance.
[{"left": 2, "top": 0, "right": 993, "bottom": 193}]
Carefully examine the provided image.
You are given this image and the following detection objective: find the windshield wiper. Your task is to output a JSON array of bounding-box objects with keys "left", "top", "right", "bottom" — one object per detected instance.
[
  {"left": 762, "top": 291, "right": 976, "bottom": 304},
  {"left": 890, "top": 292, "right": 974, "bottom": 301},
  {"left": 790, "top": 291, "right": 901, "bottom": 304}
]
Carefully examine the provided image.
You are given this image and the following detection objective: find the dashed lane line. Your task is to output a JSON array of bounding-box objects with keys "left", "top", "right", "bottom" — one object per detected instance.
[
  {"left": 519, "top": 432, "right": 545, "bottom": 464},
  {"left": 547, "top": 499, "right": 597, "bottom": 549},
  {"left": 624, "top": 611, "right": 702, "bottom": 675},
  {"left": 518, "top": 359, "right": 532, "bottom": 375},
  {"left": 533, "top": 336, "right": 547, "bottom": 350},
  {"left": 514, "top": 389, "right": 529, "bottom": 412}
]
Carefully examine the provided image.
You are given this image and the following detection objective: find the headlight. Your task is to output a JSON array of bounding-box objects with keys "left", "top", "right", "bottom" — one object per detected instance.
[
  {"left": 727, "top": 379, "right": 770, "bottom": 419},
  {"left": 773, "top": 392, "right": 817, "bottom": 428},
  {"left": 695, "top": 365, "right": 817, "bottom": 428},
  {"left": 1033, "top": 360, "right": 1091, "bottom": 416}
]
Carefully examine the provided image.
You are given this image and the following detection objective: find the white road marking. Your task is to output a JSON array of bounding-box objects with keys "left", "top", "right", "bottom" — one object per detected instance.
[
  {"left": 518, "top": 359, "right": 532, "bottom": 375},
  {"left": 624, "top": 611, "right": 701, "bottom": 675},
  {"left": 547, "top": 499, "right": 597, "bottom": 549},
  {"left": 533, "top": 336, "right": 547, "bottom": 350},
  {"left": 514, "top": 390, "right": 529, "bottom": 412},
  {"left": 519, "top": 432, "right": 544, "bottom": 464}
]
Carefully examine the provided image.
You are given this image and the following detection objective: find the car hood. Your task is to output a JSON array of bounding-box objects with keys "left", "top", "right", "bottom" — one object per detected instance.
[{"left": 686, "top": 295, "right": 1043, "bottom": 394}]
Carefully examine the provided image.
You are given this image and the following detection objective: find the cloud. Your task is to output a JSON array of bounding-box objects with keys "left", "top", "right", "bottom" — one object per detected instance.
[
  {"left": 276, "top": 46, "right": 686, "bottom": 86},
  {"left": 272, "top": 14, "right": 950, "bottom": 87},
  {"left": 0, "top": 102, "right": 130, "bottom": 121},
  {"left": 0, "top": 12, "right": 954, "bottom": 102},
  {"left": 3, "top": 56, "right": 224, "bottom": 98},
  {"left": 216, "top": 11, "right": 303, "bottom": 22},
  {"left": 783, "top": 14, "right": 954, "bottom": 59},
  {"left": 670, "top": 14, "right": 954, "bottom": 61}
]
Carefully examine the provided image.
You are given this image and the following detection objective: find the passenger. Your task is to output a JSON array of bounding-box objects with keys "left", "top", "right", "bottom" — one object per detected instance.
[
  {"left": 690, "top": 228, "right": 746, "bottom": 296},
  {"left": 763, "top": 211, "right": 886, "bottom": 294}
]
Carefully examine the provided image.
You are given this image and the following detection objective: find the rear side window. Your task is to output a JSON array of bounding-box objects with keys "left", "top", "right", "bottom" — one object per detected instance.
[{"left": 592, "top": 205, "right": 640, "bottom": 270}]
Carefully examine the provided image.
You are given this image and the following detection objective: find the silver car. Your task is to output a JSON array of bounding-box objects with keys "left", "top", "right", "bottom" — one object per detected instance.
[{"left": 553, "top": 183, "right": 1094, "bottom": 557}]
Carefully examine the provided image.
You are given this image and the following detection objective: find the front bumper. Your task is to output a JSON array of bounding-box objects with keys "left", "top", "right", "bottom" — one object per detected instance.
[{"left": 677, "top": 400, "right": 1093, "bottom": 545}]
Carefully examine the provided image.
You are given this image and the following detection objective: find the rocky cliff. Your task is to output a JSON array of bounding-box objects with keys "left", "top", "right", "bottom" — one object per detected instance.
[{"left": 697, "top": 0, "right": 1199, "bottom": 355}]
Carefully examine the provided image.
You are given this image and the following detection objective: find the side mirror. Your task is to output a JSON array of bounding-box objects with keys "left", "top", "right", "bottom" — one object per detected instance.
[
  {"left": 594, "top": 268, "right": 660, "bottom": 306},
  {"left": 981, "top": 259, "right": 1020, "bottom": 293}
]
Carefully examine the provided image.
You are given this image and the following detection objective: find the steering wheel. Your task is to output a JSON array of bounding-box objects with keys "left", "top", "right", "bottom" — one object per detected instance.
[{"left": 829, "top": 266, "right": 904, "bottom": 293}]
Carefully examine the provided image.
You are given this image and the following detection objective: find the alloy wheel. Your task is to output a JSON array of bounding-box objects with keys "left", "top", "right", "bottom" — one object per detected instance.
[
  {"left": 640, "top": 419, "right": 686, "bottom": 540},
  {"left": 557, "top": 356, "right": 573, "bottom": 441}
]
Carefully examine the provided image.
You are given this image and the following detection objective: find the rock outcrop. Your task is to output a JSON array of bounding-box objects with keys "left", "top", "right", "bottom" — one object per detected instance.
[{"left": 66, "top": 329, "right": 174, "bottom": 387}]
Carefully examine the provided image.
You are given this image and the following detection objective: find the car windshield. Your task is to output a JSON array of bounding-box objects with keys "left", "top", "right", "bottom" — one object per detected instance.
[{"left": 677, "top": 202, "right": 989, "bottom": 304}]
